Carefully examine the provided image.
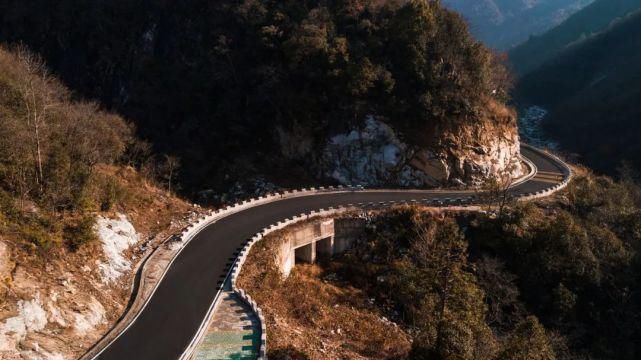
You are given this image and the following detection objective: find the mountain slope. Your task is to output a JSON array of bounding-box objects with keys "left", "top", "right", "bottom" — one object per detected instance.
[
  {"left": 514, "top": 10, "right": 641, "bottom": 175},
  {"left": 509, "top": 0, "right": 641, "bottom": 75},
  {"left": 442, "top": 0, "right": 593, "bottom": 49},
  {"left": 0, "top": 0, "right": 522, "bottom": 193},
  {"left": 0, "top": 46, "right": 194, "bottom": 359}
]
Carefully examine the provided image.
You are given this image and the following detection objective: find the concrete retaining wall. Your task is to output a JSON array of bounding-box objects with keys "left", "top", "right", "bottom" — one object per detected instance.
[
  {"left": 228, "top": 207, "right": 359, "bottom": 359},
  {"left": 269, "top": 217, "right": 366, "bottom": 277},
  {"left": 274, "top": 218, "right": 336, "bottom": 276}
]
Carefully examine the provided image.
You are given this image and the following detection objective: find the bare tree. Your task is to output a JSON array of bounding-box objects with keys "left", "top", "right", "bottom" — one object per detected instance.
[
  {"left": 476, "top": 166, "right": 516, "bottom": 218},
  {"left": 161, "top": 155, "right": 180, "bottom": 194},
  {"left": 15, "top": 47, "right": 61, "bottom": 192}
]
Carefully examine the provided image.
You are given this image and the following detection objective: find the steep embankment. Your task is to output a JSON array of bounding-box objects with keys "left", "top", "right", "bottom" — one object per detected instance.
[
  {"left": 0, "top": 0, "right": 523, "bottom": 192},
  {"left": 0, "top": 47, "right": 193, "bottom": 359},
  {"left": 509, "top": 0, "right": 641, "bottom": 76},
  {"left": 514, "top": 10, "right": 641, "bottom": 175}
]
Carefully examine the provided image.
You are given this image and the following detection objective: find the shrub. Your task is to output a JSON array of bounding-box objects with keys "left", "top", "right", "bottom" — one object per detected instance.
[
  {"left": 0, "top": 190, "right": 19, "bottom": 221},
  {"left": 99, "top": 176, "right": 127, "bottom": 211},
  {"left": 269, "top": 346, "right": 310, "bottom": 360},
  {"left": 64, "top": 215, "right": 97, "bottom": 251},
  {"left": 498, "top": 316, "right": 556, "bottom": 360},
  {"left": 20, "top": 221, "right": 59, "bottom": 250}
]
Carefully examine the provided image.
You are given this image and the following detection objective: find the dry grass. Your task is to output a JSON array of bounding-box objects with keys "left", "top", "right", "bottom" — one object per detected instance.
[
  {"left": 0, "top": 163, "right": 196, "bottom": 359},
  {"left": 237, "top": 226, "right": 412, "bottom": 359}
]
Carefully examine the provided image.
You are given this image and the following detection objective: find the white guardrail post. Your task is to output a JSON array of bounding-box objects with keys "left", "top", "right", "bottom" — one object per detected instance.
[{"left": 516, "top": 144, "right": 572, "bottom": 202}]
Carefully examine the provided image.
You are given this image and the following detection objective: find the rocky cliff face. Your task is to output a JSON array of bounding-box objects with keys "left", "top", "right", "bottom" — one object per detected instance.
[
  {"left": 320, "top": 101, "right": 523, "bottom": 187},
  {"left": 321, "top": 118, "right": 428, "bottom": 187}
]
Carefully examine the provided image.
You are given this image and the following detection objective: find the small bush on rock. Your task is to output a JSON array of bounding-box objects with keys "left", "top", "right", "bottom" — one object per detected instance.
[{"left": 64, "top": 215, "right": 97, "bottom": 251}]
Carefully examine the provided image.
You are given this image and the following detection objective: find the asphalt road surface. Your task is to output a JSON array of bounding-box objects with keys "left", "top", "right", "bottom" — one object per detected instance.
[{"left": 94, "top": 145, "right": 567, "bottom": 360}]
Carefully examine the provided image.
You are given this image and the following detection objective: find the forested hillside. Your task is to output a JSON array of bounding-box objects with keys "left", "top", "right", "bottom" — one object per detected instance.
[
  {"left": 0, "top": 47, "right": 131, "bottom": 248},
  {"left": 0, "top": 45, "right": 195, "bottom": 358},
  {"left": 509, "top": 0, "right": 641, "bottom": 75},
  {"left": 240, "top": 171, "right": 641, "bottom": 359},
  {"left": 442, "top": 0, "right": 592, "bottom": 49},
  {"left": 514, "top": 10, "right": 641, "bottom": 176},
  {"left": 0, "top": 0, "right": 515, "bottom": 195}
]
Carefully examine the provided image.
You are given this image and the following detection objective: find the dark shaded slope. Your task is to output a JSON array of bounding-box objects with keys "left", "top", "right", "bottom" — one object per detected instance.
[
  {"left": 0, "top": 0, "right": 508, "bottom": 195},
  {"left": 509, "top": 0, "right": 641, "bottom": 75},
  {"left": 515, "top": 11, "right": 641, "bottom": 175}
]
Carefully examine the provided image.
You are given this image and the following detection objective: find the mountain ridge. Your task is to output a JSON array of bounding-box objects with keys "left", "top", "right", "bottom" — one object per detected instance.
[
  {"left": 514, "top": 9, "right": 641, "bottom": 176},
  {"left": 442, "top": 0, "right": 593, "bottom": 49},
  {"left": 509, "top": 0, "right": 641, "bottom": 75},
  {"left": 0, "top": 0, "right": 522, "bottom": 195}
]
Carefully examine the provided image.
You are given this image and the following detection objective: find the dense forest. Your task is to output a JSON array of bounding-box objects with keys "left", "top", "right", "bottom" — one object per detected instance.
[
  {"left": 336, "top": 172, "right": 641, "bottom": 359},
  {"left": 0, "top": 0, "right": 510, "bottom": 195},
  {"left": 514, "top": 9, "right": 641, "bottom": 176}
]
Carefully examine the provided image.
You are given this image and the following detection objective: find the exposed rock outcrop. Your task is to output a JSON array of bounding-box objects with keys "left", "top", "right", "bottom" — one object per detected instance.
[
  {"left": 321, "top": 117, "right": 431, "bottom": 187},
  {"left": 0, "top": 169, "right": 197, "bottom": 360},
  {"left": 95, "top": 214, "right": 140, "bottom": 284},
  {"left": 320, "top": 101, "right": 523, "bottom": 187}
]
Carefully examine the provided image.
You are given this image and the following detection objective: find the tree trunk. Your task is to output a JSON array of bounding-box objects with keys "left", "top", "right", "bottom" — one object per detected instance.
[{"left": 34, "top": 112, "right": 44, "bottom": 189}]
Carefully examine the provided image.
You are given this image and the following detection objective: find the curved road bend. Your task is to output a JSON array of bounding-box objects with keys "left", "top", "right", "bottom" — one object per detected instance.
[{"left": 95, "top": 145, "right": 567, "bottom": 360}]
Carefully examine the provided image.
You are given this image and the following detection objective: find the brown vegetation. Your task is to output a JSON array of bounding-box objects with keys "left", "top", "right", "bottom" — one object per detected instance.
[
  {"left": 0, "top": 45, "right": 195, "bottom": 358},
  {"left": 0, "top": 45, "right": 184, "bottom": 253},
  {"left": 240, "top": 171, "right": 641, "bottom": 359},
  {"left": 237, "top": 224, "right": 412, "bottom": 359}
]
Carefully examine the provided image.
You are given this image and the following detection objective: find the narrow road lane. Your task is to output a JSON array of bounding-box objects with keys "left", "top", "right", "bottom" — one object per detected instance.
[{"left": 94, "top": 145, "right": 569, "bottom": 360}]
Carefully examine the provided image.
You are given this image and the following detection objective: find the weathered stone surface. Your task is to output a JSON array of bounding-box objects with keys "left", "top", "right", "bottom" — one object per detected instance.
[
  {"left": 277, "top": 98, "right": 522, "bottom": 187},
  {"left": 320, "top": 100, "right": 522, "bottom": 187},
  {"left": 409, "top": 150, "right": 450, "bottom": 183}
]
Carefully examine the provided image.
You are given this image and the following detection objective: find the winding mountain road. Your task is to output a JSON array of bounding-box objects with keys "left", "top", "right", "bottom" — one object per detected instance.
[{"left": 93, "top": 145, "right": 569, "bottom": 360}]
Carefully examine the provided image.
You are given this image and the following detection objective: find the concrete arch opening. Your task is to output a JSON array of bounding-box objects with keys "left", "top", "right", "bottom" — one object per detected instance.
[
  {"left": 278, "top": 217, "right": 365, "bottom": 277},
  {"left": 294, "top": 242, "right": 316, "bottom": 264}
]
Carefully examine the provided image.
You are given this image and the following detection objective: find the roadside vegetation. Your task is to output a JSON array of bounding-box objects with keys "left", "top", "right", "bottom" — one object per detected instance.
[
  {"left": 0, "top": 46, "right": 183, "bottom": 253},
  {"left": 0, "top": 46, "right": 126, "bottom": 251},
  {"left": 0, "top": 45, "right": 195, "bottom": 359},
  {"left": 237, "top": 228, "right": 412, "bottom": 359},
  {"left": 240, "top": 170, "right": 641, "bottom": 359}
]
